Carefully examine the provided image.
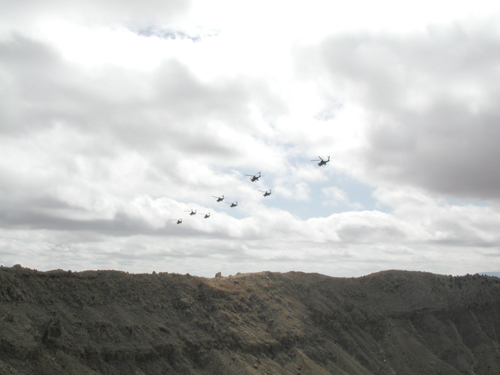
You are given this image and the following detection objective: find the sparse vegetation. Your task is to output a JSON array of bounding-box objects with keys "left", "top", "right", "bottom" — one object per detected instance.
[{"left": 1, "top": 267, "right": 500, "bottom": 374}]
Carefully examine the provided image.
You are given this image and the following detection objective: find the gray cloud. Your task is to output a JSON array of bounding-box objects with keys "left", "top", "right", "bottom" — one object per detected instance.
[
  {"left": 0, "top": 32, "right": 287, "bottom": 235},
  {"left": 0, "top": 0, "right": 190, "bottom": 28},
  {"left": 317, "top": 20, "right": 500, "bottom": 200},
  {"left": 3, "top": 3, "right": 500, "bottom": 278},
  {"left": 0, "top": 35, "right": 273, "bottom": 151}
]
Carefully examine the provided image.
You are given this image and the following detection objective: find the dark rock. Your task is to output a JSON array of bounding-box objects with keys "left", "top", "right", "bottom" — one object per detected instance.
[{"left": 1, "top": 267, "right": 500, "bottom": 374}]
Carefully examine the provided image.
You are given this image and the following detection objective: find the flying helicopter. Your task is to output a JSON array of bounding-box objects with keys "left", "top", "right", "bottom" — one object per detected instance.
[
  {"left": 186, "top": 209, "right": 197, "bottom": 216},
  {"left": 201, "top": 213, "right": 211, "bottom": 218},
  {"left": 172, "top": 218, "right": 182, "bottom": 224},
  {"left": 245, "top": 172, "right": 261, "bottom": 182},
  {"left": 311, "top": 156, "right": 330, "bottom": 167},
  {"left": 259, "top": 189, "right": 272, "bottom": 197},
  {"left": 227, "top": 201, "right": 238, "bottom": 208},
  {"left": 212, "top": 195, "right": 224, "bottom": 202}
]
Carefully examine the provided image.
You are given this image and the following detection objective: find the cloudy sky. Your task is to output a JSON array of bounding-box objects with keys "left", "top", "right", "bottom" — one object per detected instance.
[{"left": 2, "top": 0, "right": 500, "bottom": 277}]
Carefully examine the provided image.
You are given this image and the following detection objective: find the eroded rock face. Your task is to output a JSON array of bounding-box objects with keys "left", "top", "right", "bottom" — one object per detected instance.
[{"left": 1, "top": 267, "right": 500, "bottom": 374}]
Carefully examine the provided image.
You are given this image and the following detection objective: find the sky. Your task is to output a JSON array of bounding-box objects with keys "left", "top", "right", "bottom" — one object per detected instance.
[{"left": 2, "top": 0, "right": 500, "bottom": 277}]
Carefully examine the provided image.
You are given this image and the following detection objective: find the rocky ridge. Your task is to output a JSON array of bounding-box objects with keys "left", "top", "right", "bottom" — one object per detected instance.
[{"left": 1, "top": 265, "right": 500, "bottom": 374}]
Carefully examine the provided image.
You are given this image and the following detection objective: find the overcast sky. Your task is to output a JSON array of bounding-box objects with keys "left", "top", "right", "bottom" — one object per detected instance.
[{"left": 2, "top": 0, "right": 500, "bottom": 277}]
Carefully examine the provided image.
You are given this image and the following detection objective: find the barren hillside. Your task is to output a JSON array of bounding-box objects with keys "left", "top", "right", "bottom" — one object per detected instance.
[{"left": 1, "top": 265, "right": 500, "bottom": 374}]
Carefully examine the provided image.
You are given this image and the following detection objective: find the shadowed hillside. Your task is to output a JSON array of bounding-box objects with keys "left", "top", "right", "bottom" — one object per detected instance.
[{"left": 1, "top": 265, "right": 500, "bottom": 374}]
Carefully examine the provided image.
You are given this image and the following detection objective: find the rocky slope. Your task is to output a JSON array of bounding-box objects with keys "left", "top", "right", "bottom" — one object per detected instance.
[{"left": 1, "top": 265, "right": 500, "bottom": 374}]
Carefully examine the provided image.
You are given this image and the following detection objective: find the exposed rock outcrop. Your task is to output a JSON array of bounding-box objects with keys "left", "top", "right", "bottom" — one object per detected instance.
[{"left": 1, "top": 266, "right": 500, "bottom": 374}]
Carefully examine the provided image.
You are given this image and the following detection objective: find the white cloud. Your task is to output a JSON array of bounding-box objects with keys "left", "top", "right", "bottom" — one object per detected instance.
[
  {"left": 309, "top": 19, "right": 500, "bottom": 200},
  {"left": 374, "top": 187, "right": 500, "bottom": 246},
  {"left": 2, "top": 0, "right": 500, "bottom": 278}
]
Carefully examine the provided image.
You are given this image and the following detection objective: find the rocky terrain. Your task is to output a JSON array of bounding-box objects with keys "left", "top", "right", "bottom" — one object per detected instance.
[{"left": 1, "top": 265, "right": 500, "bottom": 374}]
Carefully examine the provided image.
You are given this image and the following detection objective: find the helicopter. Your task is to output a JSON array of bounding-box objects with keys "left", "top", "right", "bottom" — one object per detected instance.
[
  {"left": 212, "top": 195, "right": 224, "bottom": 202},
  {"left": 172, "top": 218, "right": 182, "bottom": 224},
  {"left": 201, "top": 213, "right": 211, "bottom": 219},
  {"left": 245, "top": 172, "right": 261, "bottom": 182},
  {"left": 311, "top": 156, "right": 330, "bottom": 167},
  {"left": 227, "top": 201, "right": 238, "bottom": 208},
  {"left": 186, "top": 209, "right": 197, "bottom": 216},
  {"left": 259, "top": 189, "right": 272, "bottom": 197}
]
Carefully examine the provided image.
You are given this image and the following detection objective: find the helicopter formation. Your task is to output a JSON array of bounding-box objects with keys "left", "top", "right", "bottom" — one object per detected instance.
[
  {"left": 172, "top": 171, "right": 267, "bottom": 224},
  {"left": 173, "top": 157, "right": 329, "bottom": 224}
]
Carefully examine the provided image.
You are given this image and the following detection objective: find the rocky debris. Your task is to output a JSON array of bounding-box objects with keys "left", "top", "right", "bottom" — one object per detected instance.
[{"left": 1, "top": 266, "right": 500, "bottom": 374}]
